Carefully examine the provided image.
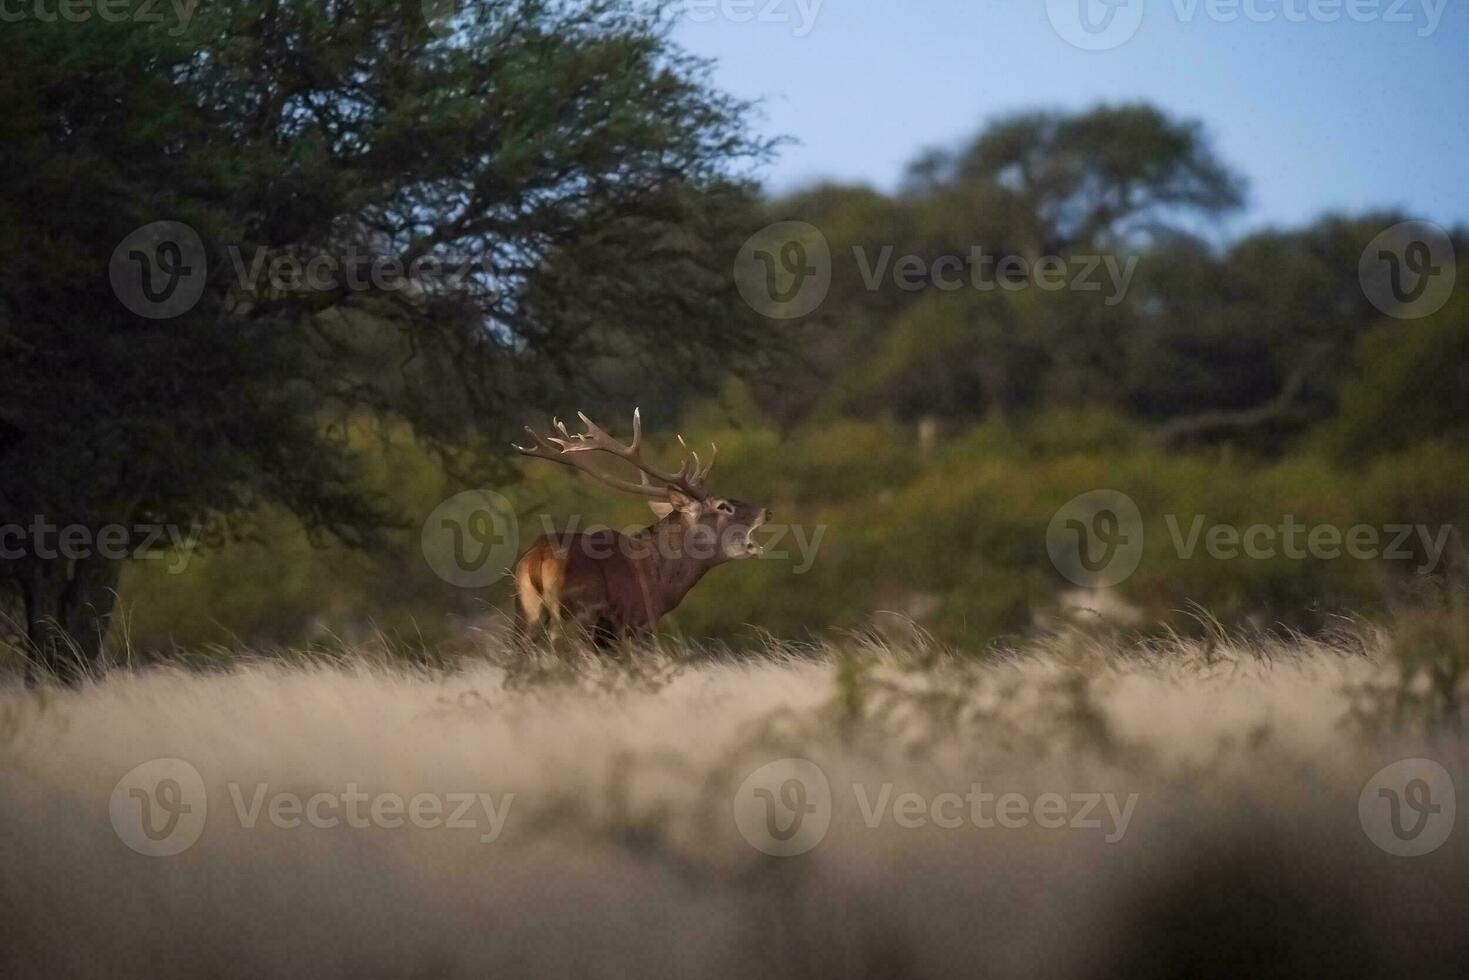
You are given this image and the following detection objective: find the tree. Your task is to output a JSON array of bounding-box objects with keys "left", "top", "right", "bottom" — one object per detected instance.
[
  {"left": 0, "top": 1, "right": 770, "bottom": 680},
  {"left": 1325, "top": 285, "right": 1469, "bottom": 461},
  {"left": 938, "top": 103, "right": 1245, "bottom": 252},
  {"left": 760, "top": 105, "right": 1247, "bottom": 425},
  {"left": 1135, "top": 215, "right": 1458, "bottom": 450}
]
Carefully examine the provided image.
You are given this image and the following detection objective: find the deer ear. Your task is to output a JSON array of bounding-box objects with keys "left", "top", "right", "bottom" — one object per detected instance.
[
  {"left": 647, "top": 500, "right": 674, "bottom": 519},
  {"left": 659, "top": 487, "right": 700, "bottom": 522}
]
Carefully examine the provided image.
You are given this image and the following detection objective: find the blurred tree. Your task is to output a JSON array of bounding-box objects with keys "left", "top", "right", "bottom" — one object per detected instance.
[
  {"left": 758, "top": 104, "right": 1247, "bottom": 425},
  {"left": 1140, "top": 215, "right": 1453, "bottom": 450},
  {"left": 929, "top": 103, "right": 1245, "bottom": 252},
  {"left": 0, "top": 0, "right": 769, "bottom": 680},
  {"left": 1325, "top": 286, "right": 1469, "bottom": 461}
]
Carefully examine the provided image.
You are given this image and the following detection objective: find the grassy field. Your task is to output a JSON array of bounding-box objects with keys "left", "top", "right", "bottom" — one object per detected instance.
[{"left": 3, "top": 619, "right": 1468, "bottom": 978}]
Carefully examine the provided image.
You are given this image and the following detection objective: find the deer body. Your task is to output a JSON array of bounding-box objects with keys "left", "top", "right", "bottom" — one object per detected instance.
[
  {"left": 510, "top": 410, "right": 768, "bottom": 646},
  {"left": 514, "top": 524, "right": 712, "bottom": 643}
]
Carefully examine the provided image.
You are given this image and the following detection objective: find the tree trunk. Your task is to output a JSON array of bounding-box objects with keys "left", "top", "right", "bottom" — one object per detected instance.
[
  {"left": 18, "top": 553, "right": 123, "bottom": 686},
  {"left": 1157, "top": 343, "right": 1333, "bottom": 450}
]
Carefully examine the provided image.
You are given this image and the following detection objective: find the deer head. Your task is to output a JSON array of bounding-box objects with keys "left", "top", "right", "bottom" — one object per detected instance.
[{"left": 513, "top": 409, "right": 769, "bottom": 563}]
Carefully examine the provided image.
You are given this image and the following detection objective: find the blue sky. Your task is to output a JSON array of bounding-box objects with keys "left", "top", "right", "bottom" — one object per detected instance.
[{"left": 673, "top": 0, "right": 1469, "bottom": 234}]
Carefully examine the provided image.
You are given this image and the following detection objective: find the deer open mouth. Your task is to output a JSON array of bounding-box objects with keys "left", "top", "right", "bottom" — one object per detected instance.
[{"left": 743, "top": 516, "right": 768, "bottom": 556}]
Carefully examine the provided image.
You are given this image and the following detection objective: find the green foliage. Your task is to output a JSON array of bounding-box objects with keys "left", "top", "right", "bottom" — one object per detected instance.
[
  {"left": 1, "top": 0, "right": 771, "bottom": 671},
  {"left": 8, "top": 78, "right": 1465, "bottom": 661},
  {"left": 755, "top": 104, "right": 1466, "bottom": 456},
  {"left": 1322, "top": 285, "right": 1469, "bottom": 461},
  {"left": 117, "top": 407, "right": 1469, "bottom": 653}
]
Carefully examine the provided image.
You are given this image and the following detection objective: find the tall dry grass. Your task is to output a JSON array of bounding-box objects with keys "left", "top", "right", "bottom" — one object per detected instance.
[{"left": 2, "top": 622, "right": 1468, "bottom": 978}]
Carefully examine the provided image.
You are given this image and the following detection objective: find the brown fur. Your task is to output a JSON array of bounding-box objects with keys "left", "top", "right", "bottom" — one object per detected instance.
[
  {"left": 510, "top": 412, "right": 768, "bottom": 648},
  {"left": 512, "top": 500, "right": 767, "bottom": 648}
]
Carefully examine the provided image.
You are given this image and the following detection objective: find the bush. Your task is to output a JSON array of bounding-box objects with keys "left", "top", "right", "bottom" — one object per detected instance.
[{"left": 116, "top": 408, "right": 1466, "bottom": 653}]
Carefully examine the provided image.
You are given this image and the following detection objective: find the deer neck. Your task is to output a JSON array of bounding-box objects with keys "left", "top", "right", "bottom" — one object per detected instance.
[{"left": 634, "top": 520, "right": 719, "bottom": 615}]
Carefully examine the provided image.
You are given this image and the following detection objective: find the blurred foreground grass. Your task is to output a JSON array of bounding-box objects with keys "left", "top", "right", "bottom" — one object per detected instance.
[{"left": 2, "top": 612, "right": 1467, "bottom": 977}]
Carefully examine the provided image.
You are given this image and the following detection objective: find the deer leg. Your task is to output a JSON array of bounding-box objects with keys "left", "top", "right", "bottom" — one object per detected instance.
[
  {"left": 511, "top": 601, "right": 535, "bottom": 651},
  {"left": 512, "top": 556, "right": 545, "bottom": 649},
  {"left": 589, "top": 620, "right": 619, "bottom": 650},
  {"left": 546, "top": 606, "right": 566, "bottom": 645}
]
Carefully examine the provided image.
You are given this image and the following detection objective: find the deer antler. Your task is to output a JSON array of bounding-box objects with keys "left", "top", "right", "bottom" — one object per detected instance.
[
  {"left": 677, "top": 434, "right": 718, "bottom": 490},
  {"left": 513, "top": 409, "right": 716, "bottom": 500}
]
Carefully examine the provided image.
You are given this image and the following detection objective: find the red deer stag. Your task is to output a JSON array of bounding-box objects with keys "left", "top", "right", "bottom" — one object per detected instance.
[{"left": 511, "top": 410, "right": 770, "bottom": 646}]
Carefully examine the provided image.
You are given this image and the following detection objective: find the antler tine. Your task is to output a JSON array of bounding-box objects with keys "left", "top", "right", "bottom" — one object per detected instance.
[
  {"left": 676, "top": 434, "right": 720, "bottom": 491},
  {"left": 697, "top": 441, "right": 718, "bottom": 485},
  {"left": 513, "top": 409, "right": 713, "bottom": 500},
  {"left": 511, "top": 425, "right": 554, "bottom": 456},
  {"left": 513, "top": 420, "right": 667, "bottom": 499},
  {"left": 584, "top": 411, "right": 694, "bottom": 490},
  {"left": 575, "top": 411, "right": 609, "bottom": 442},
  {"left": 676, "top": 435, "right": 702, "bottom": 481},
  {"left": 675, "top": 434, "right": 699, "bottom": 476}
]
